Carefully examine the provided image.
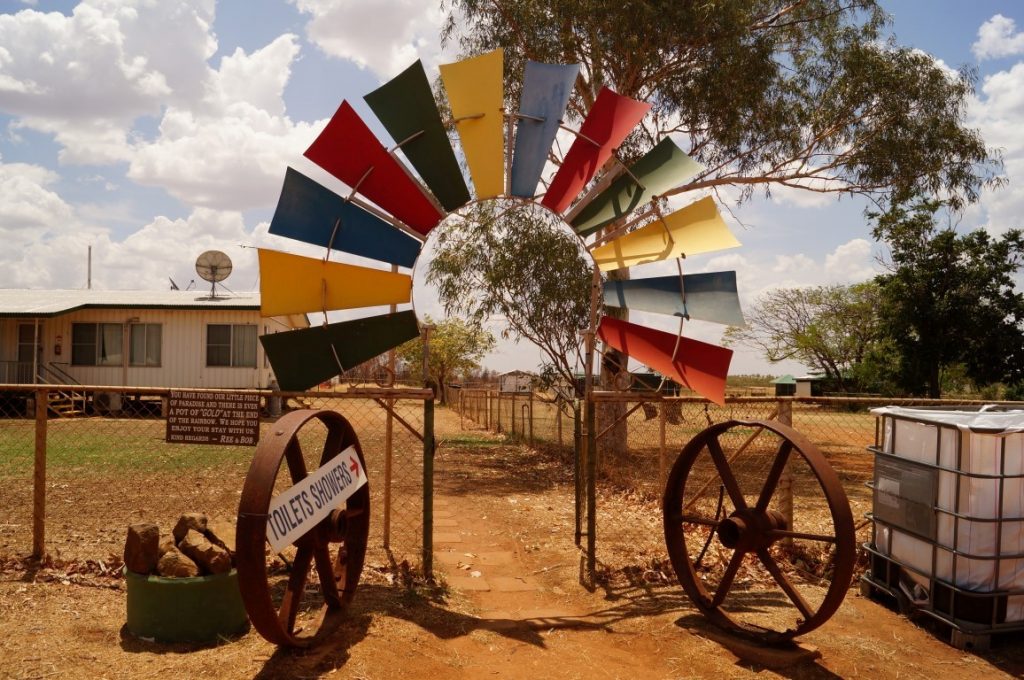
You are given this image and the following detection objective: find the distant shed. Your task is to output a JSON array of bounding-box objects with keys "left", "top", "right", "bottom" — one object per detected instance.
[{"left": 772, "top": 374, "right": 796, "bottom": 397}]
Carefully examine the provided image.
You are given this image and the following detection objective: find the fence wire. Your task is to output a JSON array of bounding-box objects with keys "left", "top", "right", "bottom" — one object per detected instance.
[
  {"left": 449, "top": 387, "right": 1023, "bottom": 577},
  {"left": 0, "top": 387, "right": 428, "bottom": 572}
]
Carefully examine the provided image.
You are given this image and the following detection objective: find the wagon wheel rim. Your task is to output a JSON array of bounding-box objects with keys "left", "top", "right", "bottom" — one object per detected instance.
[
  {"left": 236, "top": 409, "right": 370, "bottom": 647},
  {"left": 663, "top": 419, "right": 855, "bottom": 642}
]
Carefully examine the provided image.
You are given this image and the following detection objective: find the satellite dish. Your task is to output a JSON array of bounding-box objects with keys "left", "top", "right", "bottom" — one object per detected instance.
[{"left": 195, "top": 250, "right": 233, "bottom": 298}]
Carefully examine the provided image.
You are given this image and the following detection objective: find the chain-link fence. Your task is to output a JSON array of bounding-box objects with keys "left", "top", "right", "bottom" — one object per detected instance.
[
  {"left": 0, "top": 385, "right": 431, "bottom": 573},
  {"left": 448, "top": 387, "right": 1024, "bottom": 578}
]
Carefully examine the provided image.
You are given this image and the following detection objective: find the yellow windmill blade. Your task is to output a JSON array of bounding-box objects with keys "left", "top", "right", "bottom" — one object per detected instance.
[
  {"left": 440, "top": 48, "right": 504, "bottom": 199},
  {"left": 258, "top": 249, "right": 412, "bottom": 318},
  {"left": 591, "top": 196, "right": 741, "bottom": 272}
]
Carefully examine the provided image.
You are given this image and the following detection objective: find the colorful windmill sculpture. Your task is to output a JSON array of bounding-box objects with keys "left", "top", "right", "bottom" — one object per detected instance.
[{"left": 259, "top": 48, "right": 744, "bottom": 404}]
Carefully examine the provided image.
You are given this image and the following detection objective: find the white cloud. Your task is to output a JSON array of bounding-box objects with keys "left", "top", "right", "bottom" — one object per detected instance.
[
  {"left": 973, "top": 14, "right": 1024, "bottom": 61},
  {"left": 289, "top": 0, "right": 451, "bottom": 78},
  {"left": 0, "top": 155, "right": 73, "bottom": 238},
  {"left": 823, "top": 238, "right": 875, "bottom": 282},
  {"left": 0, "top": 0, "right": 217, "bottom": 163},
  {"left": 768, "top": 184, "right": 833, "bottom": 209},
  {"left": 968, "top": 62, "right": 1024, "bottom": 236},
  {"left": 127, "top": 34, "right": 325, "bottom": 211}
]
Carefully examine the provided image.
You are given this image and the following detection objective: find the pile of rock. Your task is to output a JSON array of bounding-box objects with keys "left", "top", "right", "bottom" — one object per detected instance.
[{"left": 124, "top": 513, "right": 236, "bottom": 578}]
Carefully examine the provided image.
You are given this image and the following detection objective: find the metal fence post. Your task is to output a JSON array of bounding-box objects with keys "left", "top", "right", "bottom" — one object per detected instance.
[
  {"left": 383, "top": 397, "right": 394, "bottom": 550},
  {"left": 423, "top": 396, "right": 435, "bottom": 577},
  {"left": 659, "top": 398, "right": 667, "bottom": 491},
  {"left": 777, "top": 397, "right": 794, "bottom": 544},
  {"left": 574, "top": 401, "right": 583, "bottom": 546},
  {"left": 586, "top": 394, "right": 597, "bottom": 579},
  {"left": 32, "top": 387, "right": 48, "bottom": 558}
]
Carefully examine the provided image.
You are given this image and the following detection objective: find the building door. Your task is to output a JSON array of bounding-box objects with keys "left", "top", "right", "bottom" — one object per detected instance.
[{"left": 17, "top": 322, "right": 41, "bottom": 383}]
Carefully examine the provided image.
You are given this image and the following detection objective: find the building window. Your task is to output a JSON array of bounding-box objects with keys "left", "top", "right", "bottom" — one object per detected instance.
[
  {"left": 71, "top": 323, "right": 123, "bottom": 366},
  {"left": 207, "top": 324, "right": 257, "bottom": 367},
  {"left": 129, "top": 324, "right": 162, "bottom": 366}
]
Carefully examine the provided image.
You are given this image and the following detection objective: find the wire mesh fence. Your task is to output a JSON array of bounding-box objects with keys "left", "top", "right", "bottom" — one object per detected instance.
[
  {"left": 0, "top": 385, "right": 430, "bottom": 573},
  {"left": 448, "top": 387, "right": 1024, "bottom": 578}
]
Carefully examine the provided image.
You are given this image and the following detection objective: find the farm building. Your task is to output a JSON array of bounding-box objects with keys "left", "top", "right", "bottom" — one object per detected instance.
[
  {"left": 499, "top": 370, "right": 535, "bottom": 393},
  {"left": 0, "top": 289, "right": 306, "bottom": 390}
]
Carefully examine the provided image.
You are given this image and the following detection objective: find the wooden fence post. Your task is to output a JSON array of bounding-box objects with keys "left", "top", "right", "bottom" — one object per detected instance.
[
  {"left": 528, "top": 394, "right": 534, "bottom": 447},
  {"left": 777, "top": 398, "right": 794, "bottom": 544},
  {"left": 556, "top": 403, "right": 563, "bottom": 448},
  {"left": 33, "top": 387, "right": 48, "bottom": 558}
]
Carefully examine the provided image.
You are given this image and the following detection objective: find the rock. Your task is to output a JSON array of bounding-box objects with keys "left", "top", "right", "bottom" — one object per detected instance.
[
  {"left": 179, "top": 529, "right": 232, "bottom": 574},
  {"left": 172, "top": 513, "right": 208, "bottom": 543},
  {"left": 157, "top": 546, "right": 200, "bottom": 578},
  {"left": 205, "top": 519, "right": 237, "bottom": 559},
  {"left": 158, "top": 537, "right": 176, "bottom": 557},
  {"left": 123, "top": 523, "right": 160, "bottom": 575}
]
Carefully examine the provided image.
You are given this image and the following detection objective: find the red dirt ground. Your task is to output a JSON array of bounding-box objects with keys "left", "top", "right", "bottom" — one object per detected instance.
[{"left": 2, "top": 409, "right": 1023, "bottom": 679}]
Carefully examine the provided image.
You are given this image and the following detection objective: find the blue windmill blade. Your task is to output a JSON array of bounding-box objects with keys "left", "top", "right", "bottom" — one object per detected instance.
[
  {"left": 268, "top": 167, "right": 422, "bottom": 269},
  {"left": 602, "top": 271, "right": 745, "bottom": 326},
  {"left": 510, "top": 61, "right": 580, "bottom": 198}
]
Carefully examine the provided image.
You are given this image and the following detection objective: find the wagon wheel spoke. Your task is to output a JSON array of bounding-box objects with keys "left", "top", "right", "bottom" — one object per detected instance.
[
  {"left": 283, "top": 438, "right": 308, "bottom": 485},
  {"left": 711, "top": 548, "right": 747, "bottom": 608},
  {"left": 755, "top": 440, "right": 792, "bottom": 513},
  {"left": 673, "top": 514, "right": 720, "bottom": 528},
  {"left": 706, "top": 435, "right": 747, "bottom": 511},
  {"left": 766, "top": 529, "right": 837, "bottom": 544},
  {"left": 756, "top": 547, "right": 813, "bottom": 621},
  {"left": 279, "top": 542, "right": 314, "bottom": 633},
  {"left": 312, "top": 531, "right": 342, "bottom": 609}
]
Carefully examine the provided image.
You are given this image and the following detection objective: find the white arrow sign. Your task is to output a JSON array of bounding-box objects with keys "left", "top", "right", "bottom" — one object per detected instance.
[{"left": 265, "top": 445, "right": 366, "bottom": 553}]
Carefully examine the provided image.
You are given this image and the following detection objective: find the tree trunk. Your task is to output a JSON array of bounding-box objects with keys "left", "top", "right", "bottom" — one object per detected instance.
[{"left": 598, "top": 269, "right": 629, "bottom": 460}]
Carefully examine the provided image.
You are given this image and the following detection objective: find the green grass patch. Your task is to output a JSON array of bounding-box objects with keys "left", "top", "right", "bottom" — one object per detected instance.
[
  {"left": 441, "top": 434, "right": 505, "bottom": 447},
  {"left": 0, "top": 418, "right": 255, "bottom": 475}
]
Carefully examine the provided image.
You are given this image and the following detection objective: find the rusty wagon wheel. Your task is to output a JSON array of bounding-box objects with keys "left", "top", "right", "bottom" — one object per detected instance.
[
  {"left": 236, "top": 409, "right": 370, "bottom": 647},
  {"left": 663, "top": 419, "right": 855, "bottom": 643}
]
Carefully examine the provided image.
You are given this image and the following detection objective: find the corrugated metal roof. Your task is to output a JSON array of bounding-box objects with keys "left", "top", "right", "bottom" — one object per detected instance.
[{"left": 0, "top": 289, "right": 261, "bottom": 317}]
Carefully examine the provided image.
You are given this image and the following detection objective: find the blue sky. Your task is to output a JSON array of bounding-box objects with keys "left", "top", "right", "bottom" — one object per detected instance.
[{"left": 1, "top": 1, "right": 1023, "bottom": 376}]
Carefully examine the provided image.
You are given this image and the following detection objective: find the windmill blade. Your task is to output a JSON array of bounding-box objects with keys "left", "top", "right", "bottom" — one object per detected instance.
[
  {"left": 572, "top": 138, "right": 703, "bottom": 237},
  {"left": 258, "top": 249, "right": 411, "bottom": 318},
  {"left": 261, "top": 311, "right": 420, "bottom": 391},
  {"left": 541, "top": 87, "right": 650, "bottom": 214},
  {"left": 304, "top": 100, "right": 444, "bottom": 235},
  {"left": 603, "top": 271, "right": 745, "bottom": 326},
  {"left": 509, "top": 60, "right": 580, "bottom": 199},
  {"left": 269, "top": 168, "right": 422, "bottom": 269},
  {"left": 592, "top": 196, "right": 740, "bottom": 272},
  {"left": 439, "top": 48, "right": 505, "bottom": 199},
  {"left": 365, "top": 60, "right": 470, "bottom": 212},
  {"left": 598, "top": 316, "right": 732, "bottom": 406}
]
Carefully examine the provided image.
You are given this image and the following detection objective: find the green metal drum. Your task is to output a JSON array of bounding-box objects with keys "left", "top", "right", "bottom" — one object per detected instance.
[{"left": 125, "top": 568, "right": 249, "bottom": 643}]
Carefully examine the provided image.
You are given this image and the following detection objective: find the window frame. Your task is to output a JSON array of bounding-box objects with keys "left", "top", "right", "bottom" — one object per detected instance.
[
  {"left": 206, "top": 323, "right": 258, "bottom": 368},
  {"left": 129, "top": 323, "right": 162, "bottom": 367},
  {"left": 71, "top": 322, "right": 124, "bottom": 367}
]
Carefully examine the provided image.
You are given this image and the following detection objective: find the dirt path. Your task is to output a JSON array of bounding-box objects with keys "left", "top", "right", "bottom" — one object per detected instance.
[{"left": 2, "top": 409, "right": 1024, "bottom": 678}]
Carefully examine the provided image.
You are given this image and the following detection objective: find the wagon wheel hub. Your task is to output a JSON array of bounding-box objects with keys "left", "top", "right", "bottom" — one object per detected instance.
[{"left": 717, "top": 509, "right": 789, "bottom": 552}]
